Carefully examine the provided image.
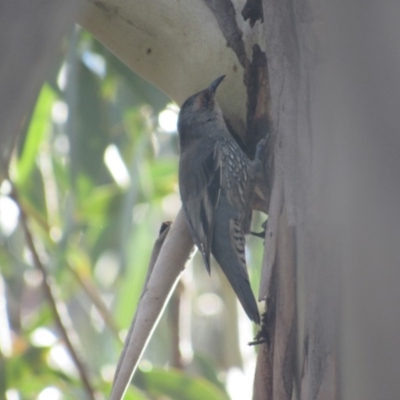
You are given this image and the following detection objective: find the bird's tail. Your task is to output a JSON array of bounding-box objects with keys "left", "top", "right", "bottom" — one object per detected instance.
[{"left": 211, "top": 197, "right": 260, "bottom": 324}]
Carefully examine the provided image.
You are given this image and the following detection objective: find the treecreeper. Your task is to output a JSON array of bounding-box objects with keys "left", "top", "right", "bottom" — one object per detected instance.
[{"left": 178, "top": 75, "right": 265, "bottom": 324}]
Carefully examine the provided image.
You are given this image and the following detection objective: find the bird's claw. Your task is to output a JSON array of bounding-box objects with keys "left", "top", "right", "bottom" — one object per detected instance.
[
  {"left": 248, "top": 311, "right": 270, "bottom": 347},
  {"left": 250, "top": 218, "right": 268, "bottom": 239}
]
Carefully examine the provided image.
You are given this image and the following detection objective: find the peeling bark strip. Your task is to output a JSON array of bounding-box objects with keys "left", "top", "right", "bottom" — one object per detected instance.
[
  {"left": 245, "top": 44, "right": 272, "bottom": 157},
  {"left": 253, "top": 348, "right": 273, "bottom": 400},
  {"left": 203, "top": 0, "right": 247, "bottom": 68},
  {"left": 253, "top": 264, "right": 277, "bottom": 400},
  {"left": 244, "top": 45, "right": 272, "bottom": 210},
  {"left": 241, "top": 0, "right": 264, "bottom": 28},
  {"left": 271, "top": 209, "right": 296, "bottom": 400}
]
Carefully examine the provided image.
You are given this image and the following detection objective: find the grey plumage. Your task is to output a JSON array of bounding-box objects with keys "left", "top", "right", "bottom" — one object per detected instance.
[{"left": 178, "top": 75, "right": 262, "bottom": 324}]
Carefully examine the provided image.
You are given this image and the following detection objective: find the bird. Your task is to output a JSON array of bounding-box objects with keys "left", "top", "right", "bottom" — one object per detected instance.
[{"left": 178, "top": 75, "right": 264, "bottom": 324}]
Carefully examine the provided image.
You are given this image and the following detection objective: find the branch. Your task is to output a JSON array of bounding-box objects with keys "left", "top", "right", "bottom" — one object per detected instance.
[
  {"left": 110, "top": 209, "right": 193, "bottom": 400},
  {"left": 203, "top": 0, "right": 248, "bottom": 68}
]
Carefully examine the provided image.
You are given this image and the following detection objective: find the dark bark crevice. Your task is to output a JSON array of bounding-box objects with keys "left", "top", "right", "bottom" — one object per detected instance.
[{"left": 203, "top": 0, "right": 248, "bottom": 68}]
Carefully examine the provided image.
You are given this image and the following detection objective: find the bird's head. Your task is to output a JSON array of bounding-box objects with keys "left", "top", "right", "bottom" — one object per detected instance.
[{"left": 178, "top": 75, "right": 225, "bottom": 143}]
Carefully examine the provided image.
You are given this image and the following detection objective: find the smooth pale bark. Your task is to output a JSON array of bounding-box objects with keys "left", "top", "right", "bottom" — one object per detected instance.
[
  {"left": 78, "top": 0, "right": 258, "bottom": 136},
  {"left": 111, "top": 209, "right": 193, "bottom": 400},
  {"left": 318, "top": 3, "right": 400, "bottom": 398}
]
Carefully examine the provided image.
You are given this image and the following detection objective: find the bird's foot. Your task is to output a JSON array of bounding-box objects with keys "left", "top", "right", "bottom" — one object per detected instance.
[
  {"left": 250, "top": 219, "right": 268, "bottom": 239},
  {"left": 250, "top": 230, "right": 265, "bottom": 238},
  {"left": 248, "top": 311, "right": 270, "bottom": 347},
  {"left": 249, "top": 325, "right": 270, "bottom": 347}
]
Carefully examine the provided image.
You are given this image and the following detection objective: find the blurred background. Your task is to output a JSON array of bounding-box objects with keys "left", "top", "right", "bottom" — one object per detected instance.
[{"left": 0, "top": 26, "right": 264, "bottom": 400}]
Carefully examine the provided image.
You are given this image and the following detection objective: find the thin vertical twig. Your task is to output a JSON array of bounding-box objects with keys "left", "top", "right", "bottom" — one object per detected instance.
[
  {"left": 11, "top": 185, "right": 97, "bottom": 400},
  {"left": 67, "top": 263, "right": 122, "bottom": 343}
]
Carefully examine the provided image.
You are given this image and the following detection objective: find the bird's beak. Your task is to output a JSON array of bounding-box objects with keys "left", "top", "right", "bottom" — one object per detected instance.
[{"left": 209, "top": 75, "right": 226, "bottom": 93}]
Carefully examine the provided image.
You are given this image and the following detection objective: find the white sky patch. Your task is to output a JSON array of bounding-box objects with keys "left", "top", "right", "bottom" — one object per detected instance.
[
  {"left": 52, "top": 101, "right": 69, "bottom": 125},
  {"left": 0, "top": 196, "right": 19, "bottom": 236},
  {"left": 50, "top": 226, "right": 62, "bottom": 243},
  {"left": 0, "top": 275, "right": 12, "bottom": 357},
  {"left": 104, "top": 144, "right": 130, "bottom": 189},
  {"left": 94, "top": 251, "right": 120, "bottom": 288},
  {"left": 232, "top": 305, "right": 258, "bottom": 400},
  {"left": 48, "top": 344, "right": 78, "bottom": 378},
  {"left": 82, "top": 51, "right": 106, "bottom": 78},
  {"left": 101, "top": 364, "right": 116, "bottom": 383},
  {"left": 30, "top": 327, "right": 57, "bottom": 347},
  {"left": 158, "top": 103, "right": 179, "bottom": 133},
  {"left": 24, "top": 269, "right": 43, "bottom": 288},
  {"left": 226, "top": 366, "right": 255, "bottom": 400},
  {"left": 57, "top": 63, "right": 67, "bottom": 91},
  {"left": 0, "top": 180, "right": 12, "bottom": 195},
  {"left": 37, "top": 387, "right": 62, "bottom": 400},
  {"left": 132, "top": 203, "right": 150, "bottom": 224},
  {"left": 53, "top": 134, "right": 70, "bottom": 155},
  {"left": 5, "top": 389, "right": 19, "bottom": 400},
  {"left": 161, "top": 193, "right": 181, "bottom": 220},
  {"left": 195, "top": 293, "right": 223, "bottom": 317}
]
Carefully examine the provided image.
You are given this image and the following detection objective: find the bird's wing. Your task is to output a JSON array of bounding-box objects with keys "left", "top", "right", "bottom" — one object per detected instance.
[
  {"left": 211, "top": 196, "right": 260, "bottom": 323},
  {"left": 179, "top": 143, "right": 221, "bottom": 273}
]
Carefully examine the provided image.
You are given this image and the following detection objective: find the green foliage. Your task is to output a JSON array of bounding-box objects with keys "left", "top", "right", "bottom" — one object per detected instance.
[
  {"left": 134, "top": 366, "right": 229, "bottom": 400},
  {"left": 16, "top": 84, "right": 56, "bottom": 187}
]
